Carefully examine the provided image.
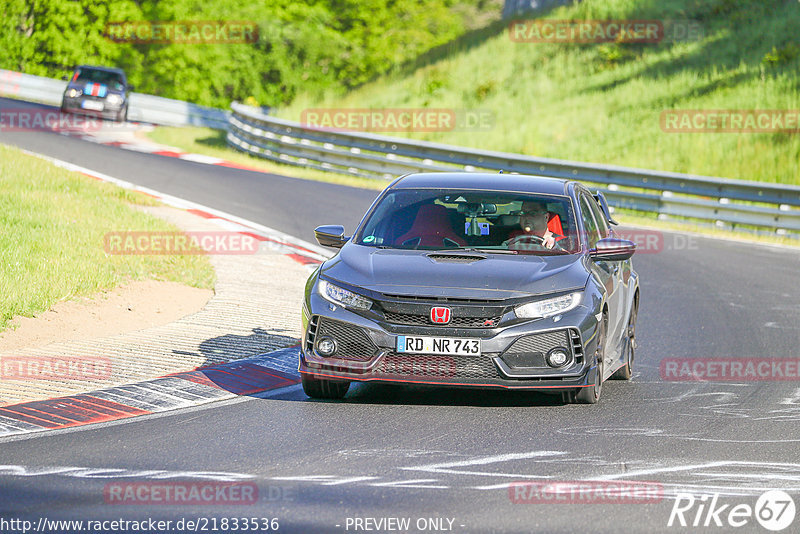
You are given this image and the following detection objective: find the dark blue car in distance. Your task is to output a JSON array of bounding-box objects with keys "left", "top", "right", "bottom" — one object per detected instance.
[
  {"left": 300, "top": 172, "right": 640, "bottom": 404},
  {"left": 61, "top": 65, "right": 130, "bottom": 122}
]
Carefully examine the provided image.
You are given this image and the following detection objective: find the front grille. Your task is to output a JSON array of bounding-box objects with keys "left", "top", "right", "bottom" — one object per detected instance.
[
  {"left": 383, "top": 311, "right": 502, "bottom": 328},
  {"left": 374, "top": 353, "right": 499, "bottom": 380},
  {"left": 315, "top": 317, "right": 379, "bottom": 361},
  {"left": 501, "top": 330, "right": 573, "bottom": 369},
  {"left": 505, "top": 330, "right": 570, "bottom": 353}
]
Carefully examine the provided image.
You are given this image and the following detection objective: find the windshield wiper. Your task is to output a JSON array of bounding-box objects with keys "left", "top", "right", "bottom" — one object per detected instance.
[
  {"left": 434, "top": 247, "right": 519, "bottom": 255},
  {"left": 470, "top": 248, "right": 519, "bottom": 255}
]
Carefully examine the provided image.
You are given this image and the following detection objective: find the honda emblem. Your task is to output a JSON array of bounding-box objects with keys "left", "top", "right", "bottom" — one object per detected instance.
[{"left": 430, "top": 307, "right": 451, "bottom": 324}]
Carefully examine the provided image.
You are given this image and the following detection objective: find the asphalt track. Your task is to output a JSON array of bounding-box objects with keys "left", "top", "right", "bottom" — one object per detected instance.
[{"left": 1, "top": 97, "right": 800, "bottom": 533}]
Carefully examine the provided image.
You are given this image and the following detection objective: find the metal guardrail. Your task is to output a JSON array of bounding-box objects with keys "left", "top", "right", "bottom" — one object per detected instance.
[
  {"left": 0, "top": 69, "right": 227, "bottom": 129},
  {"left": 227, "top": 102, "right": 800, "bottom": 236},
  {"left": 127, "top": 93, "right": 227, "bottom": 129}
]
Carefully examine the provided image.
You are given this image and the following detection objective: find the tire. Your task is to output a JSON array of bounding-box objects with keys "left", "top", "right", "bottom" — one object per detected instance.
[
  {"left": 301, "top": 374, "right": 350, "bottom": 399},
  {"left": 115, "top": 104, "right": 128, "bottom": 123},
  {"left": 611, "top": 298, "right": 637, "bottom": 380},
  {"left": 574, "top": 312, "right": 607, "bottom": 404}
]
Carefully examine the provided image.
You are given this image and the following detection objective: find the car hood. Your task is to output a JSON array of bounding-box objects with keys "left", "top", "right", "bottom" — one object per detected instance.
[{"left": 320, "top": 244, "right": 589, "bottom": 300}]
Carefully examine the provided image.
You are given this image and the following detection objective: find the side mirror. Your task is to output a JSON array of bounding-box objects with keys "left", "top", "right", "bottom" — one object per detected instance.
[
  {"left": 61, "top": 74, "right": 69, "bottom": 81},
  {"left": 314, "top": 225, "right": 348, "bottom": 248},
  {"left": 590, "top": 237, "right": 636, "bottom": 261}
]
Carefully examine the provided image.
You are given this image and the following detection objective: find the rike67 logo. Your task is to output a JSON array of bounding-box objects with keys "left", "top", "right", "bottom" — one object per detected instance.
[{"left": 668, "top": 490, "right": 796, "bottom": 531}]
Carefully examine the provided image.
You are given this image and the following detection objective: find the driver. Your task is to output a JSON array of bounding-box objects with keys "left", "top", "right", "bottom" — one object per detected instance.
[{"left": 505, "top": 200, "right": 562, "bottom": 250}]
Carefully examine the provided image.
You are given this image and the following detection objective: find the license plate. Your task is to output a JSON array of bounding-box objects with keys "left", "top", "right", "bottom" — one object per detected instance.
[
  {"left": 396, "top": 335, "right": 481, "bottom": 356},
  {"left": 81, "top": 100, "right": 104, "bottom": 111}
]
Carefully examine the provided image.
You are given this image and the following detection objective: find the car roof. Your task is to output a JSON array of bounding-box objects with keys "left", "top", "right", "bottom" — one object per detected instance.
[
  {"left": 391, "top": 172, "right": 572, "bottom": 196},
  {"left": 74, "top": 65, "right": 126, "bottom": 75}
]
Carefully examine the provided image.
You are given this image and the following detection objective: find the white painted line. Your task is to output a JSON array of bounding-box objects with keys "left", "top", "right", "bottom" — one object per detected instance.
[
  {"left": 402, "top": 451, "right": 565, "bottom": 479},
  {"left": 270, "top": 475, "right": 378, "bottom": 485},
  {"left": 369, "top": 479, "right": 449, "bottom": 489},
  {"left": 0, "top": 464, "right": 254, "bottom": 481},
  {"left": 404, "top": 450, "right": 565, "bottom": 472},
  {"left": 179, "top": 153, "right": 225, "bottom": 164},
  {"left": 319, "top": 476, "right": 380, "bottom": 486},
  {"left": 17, "top": 147, "right": 332, "bottom": 261},
  {"left": 472, "top": 482, "right": 521, "bottom": 490},
  {"left": 588, "top": 461, "right": 731, "bottom": 481},
  {"left": 780, "top": 387, "right": 800, "bottom": 405}
]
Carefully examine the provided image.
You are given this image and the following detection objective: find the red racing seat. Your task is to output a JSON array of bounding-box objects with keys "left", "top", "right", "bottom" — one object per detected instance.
[{"left": 395, "top": 204, "right": 466, "bottom": 248}]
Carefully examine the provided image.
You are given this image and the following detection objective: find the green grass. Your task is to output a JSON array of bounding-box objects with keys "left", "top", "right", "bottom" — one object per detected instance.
[
  {"left": 277, "top": 0, "right": 800, "bottom": 185},
  {"left": 0, "top": 144, "right": 215, "bottom": 330}
]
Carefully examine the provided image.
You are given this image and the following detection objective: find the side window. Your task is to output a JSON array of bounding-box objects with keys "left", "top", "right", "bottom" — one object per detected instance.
[
  {"left": 586, "top": 194, "right": 610, "bottom": 238},
  {"left": 579, "top": 195, "right": 601, "bottom": 248}
]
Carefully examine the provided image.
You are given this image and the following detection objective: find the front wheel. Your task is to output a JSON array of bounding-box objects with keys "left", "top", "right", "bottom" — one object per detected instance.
[{"left": 301, "top": 374, "right": 350, "bottom": 399}]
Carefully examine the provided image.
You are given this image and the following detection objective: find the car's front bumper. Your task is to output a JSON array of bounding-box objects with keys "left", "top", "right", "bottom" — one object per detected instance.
[
  {"left": 299, "top": 289, "right": 602, "bottom": 393},
  {"left": 61, "top": 95, "right": 124, "bottom": 120}
]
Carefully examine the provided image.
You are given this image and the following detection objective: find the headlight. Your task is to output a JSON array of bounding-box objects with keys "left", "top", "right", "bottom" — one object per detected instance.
[
  {"left": 318, "top": 280, "right": 372, "bottom": 311},
  {"left": 67, "top": 88, "right": 81, "bottom": 98},
  {"left": 106, "top": 94, "right": 123, "bottom": 105},
  {"left": 515, "top": 292, "right": 581, "bottom": 319}
]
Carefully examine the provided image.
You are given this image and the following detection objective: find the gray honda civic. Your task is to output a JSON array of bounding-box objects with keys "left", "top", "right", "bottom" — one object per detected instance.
[{"left": 299, "top": 172, "right": 639, "bottom": 404}]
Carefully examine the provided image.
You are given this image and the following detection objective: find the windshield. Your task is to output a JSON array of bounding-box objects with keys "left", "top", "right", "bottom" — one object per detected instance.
[
  {"left": 73, "top": 68, "right": 125, "bottom": 90},
  {"left": 356, "top": 189, "right": 580, "bottom": 255}
]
